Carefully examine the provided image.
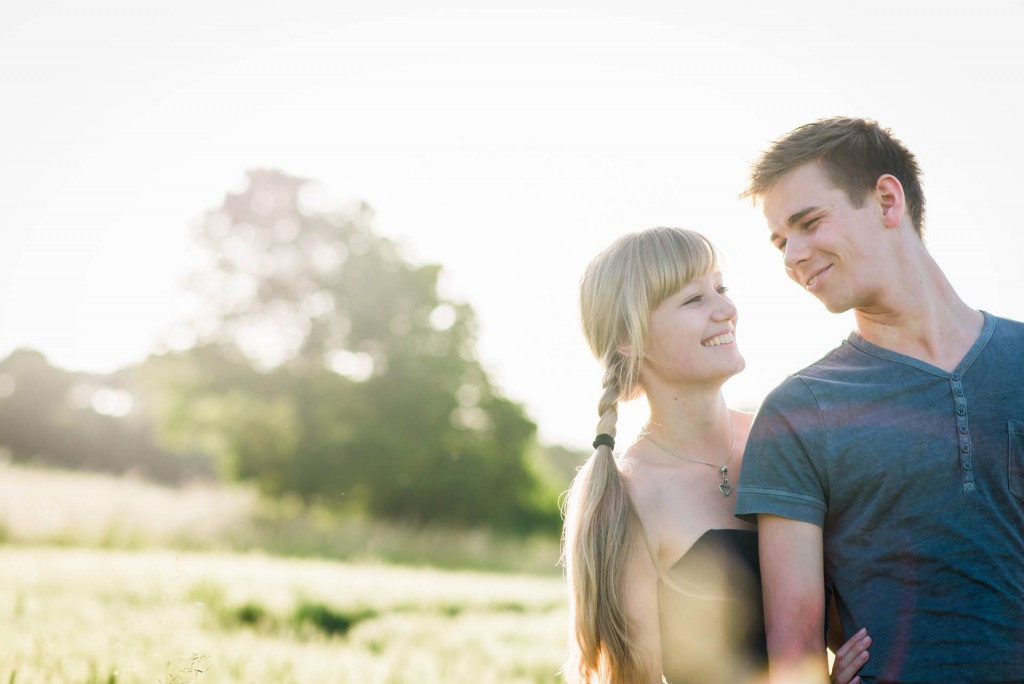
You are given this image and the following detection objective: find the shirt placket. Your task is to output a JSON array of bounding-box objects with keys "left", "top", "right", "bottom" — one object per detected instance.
[{"left": 951, "top": 371, "right": 974, "bottom": 494}]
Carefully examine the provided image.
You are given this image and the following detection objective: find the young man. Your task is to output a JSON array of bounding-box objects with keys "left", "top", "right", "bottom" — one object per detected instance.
[{"left": 734, "top": 117, "right": 1024, "bottom": 683}]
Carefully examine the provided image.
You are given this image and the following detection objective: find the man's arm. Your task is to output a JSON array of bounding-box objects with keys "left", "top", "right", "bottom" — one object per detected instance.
[{"left": 759, "top": 513, "right": 829, "bottom": 684}]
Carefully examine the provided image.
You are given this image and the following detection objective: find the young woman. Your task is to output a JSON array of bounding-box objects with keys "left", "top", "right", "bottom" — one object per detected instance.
[{"left": 561, "top": 228, "right": 870, "bottom": 684}]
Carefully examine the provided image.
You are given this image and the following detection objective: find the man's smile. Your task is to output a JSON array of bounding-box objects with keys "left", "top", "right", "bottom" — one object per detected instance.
[{"left": 805, "top": 264, "right": 832, "bottom": 291}]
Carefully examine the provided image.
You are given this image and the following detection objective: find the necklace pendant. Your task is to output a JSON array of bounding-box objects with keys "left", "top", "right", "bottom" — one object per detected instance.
[{"left": 639, "top": 418, "right": 737, "bottom": 498}]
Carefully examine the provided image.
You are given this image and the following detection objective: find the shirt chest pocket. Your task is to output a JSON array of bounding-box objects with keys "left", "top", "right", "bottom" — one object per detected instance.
[{"left": 1009, "top": 420, "right": 1024, "bottom": 502}]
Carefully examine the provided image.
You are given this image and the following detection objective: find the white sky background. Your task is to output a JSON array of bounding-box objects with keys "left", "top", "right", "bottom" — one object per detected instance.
[{"left": 2, "top": 0, "right": 1023, "bottom": 448}]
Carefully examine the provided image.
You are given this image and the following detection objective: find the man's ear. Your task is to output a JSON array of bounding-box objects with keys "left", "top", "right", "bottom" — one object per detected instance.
[{"left": 876, "top": 174, "right": 906, "bottom": 229}]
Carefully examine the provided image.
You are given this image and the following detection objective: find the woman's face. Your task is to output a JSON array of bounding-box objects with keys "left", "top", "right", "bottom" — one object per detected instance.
[{"left": 640, "top": 270, "right": 744, "bottom": 387}]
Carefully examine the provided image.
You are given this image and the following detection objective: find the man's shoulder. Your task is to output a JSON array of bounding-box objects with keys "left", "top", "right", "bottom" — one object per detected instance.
[
  {"left": 972, "top": 311, "right": 1024, "bottom": 360},
  {"left": 990, "top": 311, "right": 1024, "bottom": 337},
  {"left": 756, "top": 339, "right": 877, "bottom": 417},
  {"left": 770, "top": 339, "right": 865, "bottom": 387}
]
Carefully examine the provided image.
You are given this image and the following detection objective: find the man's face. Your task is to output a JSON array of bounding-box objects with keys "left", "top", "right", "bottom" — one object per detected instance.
[{"left": 762, "top": 162, "right": 884, "bottom": 314}]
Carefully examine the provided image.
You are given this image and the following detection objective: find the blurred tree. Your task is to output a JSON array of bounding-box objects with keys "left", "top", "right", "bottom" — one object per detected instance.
[
  {"left": 0, "top": 348, "right": 213, "bottom": 483},
  {"left": 152, "top": 170, "right": 552, "bottom": 531}
]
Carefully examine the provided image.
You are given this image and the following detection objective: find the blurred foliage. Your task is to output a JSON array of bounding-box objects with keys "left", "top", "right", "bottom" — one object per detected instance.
[
  {"left": 0, "top": 170, "right": 570, "bottom": 535},
  {"left": 141, "top": 169, "right": 557, "bottom": 533},
  {"left": 0, "top": 348, "right": 213, "bottom": 483}
]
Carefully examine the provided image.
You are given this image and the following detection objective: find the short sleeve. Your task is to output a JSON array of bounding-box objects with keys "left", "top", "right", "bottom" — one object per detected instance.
[{"left": 735, "top": 376, "right": 829, "bottom": 527}]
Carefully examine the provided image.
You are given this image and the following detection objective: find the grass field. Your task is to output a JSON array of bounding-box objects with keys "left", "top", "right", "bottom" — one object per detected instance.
[
  {"left": 0, "top": 464, "right": 570, "bottom": 683},
  {"left": 0, "top": 546, "right": 568, "bottom": 683},
  {"left": 0, "top": 462, "right": 562, "bottom": 575}
]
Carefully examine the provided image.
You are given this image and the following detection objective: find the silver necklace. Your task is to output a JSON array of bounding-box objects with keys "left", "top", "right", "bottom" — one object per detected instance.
[{"left": 639, "top": 412, "right": 736, "bottom": 497}]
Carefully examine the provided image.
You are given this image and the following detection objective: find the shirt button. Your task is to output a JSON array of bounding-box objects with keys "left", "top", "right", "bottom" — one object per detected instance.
[
  {"left": 955, "top": 388, "right": 964, "bottom": 397},
  {"left": 956, "top": 407, "right": 966, "bottom": 416},
  {"left": 963, "top": 461, "right": 972, "bottom": 470},
  {"left": 959, "top": 425, "right": 969, "bottom": 433},
  {"left": 952, "top": 373, "right": 961, "bottom": 381},
  {"left": 961, "top": 444, "right": 970, "bottom": 453}
]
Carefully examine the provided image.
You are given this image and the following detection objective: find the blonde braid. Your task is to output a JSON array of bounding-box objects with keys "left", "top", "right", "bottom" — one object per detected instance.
[
  {"left": 595, "top": 360, "right": 621, "bottom": 441},
  {"left": 562, "top": 357, "right": 647, "bottom": 684}
]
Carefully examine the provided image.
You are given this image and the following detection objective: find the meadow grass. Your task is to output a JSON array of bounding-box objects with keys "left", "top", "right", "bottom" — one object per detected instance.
[
  {"left": 0, "top": 462, "right": 562, "bottom": 575},
  {"left": 0, "top": 546, "right": 568, "bottom": 683},
  {"left": 0, "top": 463, "right": 570, "bottom": 682}
]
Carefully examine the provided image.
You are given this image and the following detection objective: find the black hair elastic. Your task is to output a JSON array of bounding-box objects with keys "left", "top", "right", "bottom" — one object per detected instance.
[{"left": 592, "top": 433, "right": 615, "bottom": 450}]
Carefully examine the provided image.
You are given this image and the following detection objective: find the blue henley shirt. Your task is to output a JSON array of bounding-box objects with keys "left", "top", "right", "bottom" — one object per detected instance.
[{"left": 736, "top": 311, "right": 1024, "bottom": 683}]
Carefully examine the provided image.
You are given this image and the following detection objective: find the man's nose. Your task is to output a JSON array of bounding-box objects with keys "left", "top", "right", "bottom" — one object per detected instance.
[{"left": 783, "top": 236, "right": 808, "bottom": 273}]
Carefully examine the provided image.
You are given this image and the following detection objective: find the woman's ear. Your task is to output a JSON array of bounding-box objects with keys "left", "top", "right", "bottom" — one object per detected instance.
[{"left": 876, "top": 174, "right": 906, "bottom": 229}]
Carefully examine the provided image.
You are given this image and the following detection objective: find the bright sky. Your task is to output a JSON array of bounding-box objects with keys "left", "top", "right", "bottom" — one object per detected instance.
[{"left": 2, "top": 0, "right": 1023, "bottom": 448}]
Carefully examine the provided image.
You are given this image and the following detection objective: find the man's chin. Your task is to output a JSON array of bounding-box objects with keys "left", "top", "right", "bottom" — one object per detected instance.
[{"left": 818, "top": 296, "right": 853, "bottom": 314}]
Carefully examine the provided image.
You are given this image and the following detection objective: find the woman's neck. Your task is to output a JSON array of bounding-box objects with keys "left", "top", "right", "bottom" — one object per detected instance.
[{"left": 643, "top": 385, "right": 731, "bottom": 454}]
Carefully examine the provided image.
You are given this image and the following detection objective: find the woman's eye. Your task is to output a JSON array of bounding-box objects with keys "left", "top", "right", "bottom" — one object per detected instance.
[
  {"left": 683, "top": 296, "right": 702, "bottom": 305},
  {"left": 717, "top": 286, "right": 729, "bottom": 295}
]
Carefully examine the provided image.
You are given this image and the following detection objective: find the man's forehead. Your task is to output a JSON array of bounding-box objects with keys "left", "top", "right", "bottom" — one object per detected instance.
[
  {"left": 762, "top": 165, "right": 836, "bottom": 223},
  {"left": 766, "top": 163, "right": 830, "bottom": 200}
]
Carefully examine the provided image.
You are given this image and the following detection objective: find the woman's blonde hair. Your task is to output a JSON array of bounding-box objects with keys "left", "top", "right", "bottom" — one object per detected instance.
[{"left": 561, "top": 227, "right": 718, "bottom": 683}]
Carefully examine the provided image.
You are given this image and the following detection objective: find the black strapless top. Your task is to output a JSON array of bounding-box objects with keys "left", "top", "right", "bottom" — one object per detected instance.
[{"left": 657, "top": 529, "right": 768, "bottom": 684}]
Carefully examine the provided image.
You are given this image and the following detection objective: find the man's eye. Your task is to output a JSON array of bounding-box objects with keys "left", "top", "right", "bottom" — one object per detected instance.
[
  {"left": 775, "top": 239, "right": 787, "bottom": 252},
  {"left": 803, "top": 217, "right": 821, "bottom": 230}
]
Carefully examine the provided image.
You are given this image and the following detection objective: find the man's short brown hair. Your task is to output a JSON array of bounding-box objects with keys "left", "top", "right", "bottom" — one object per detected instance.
[{"left": 741, "top": 117, "right": 926, "bottom": 237}]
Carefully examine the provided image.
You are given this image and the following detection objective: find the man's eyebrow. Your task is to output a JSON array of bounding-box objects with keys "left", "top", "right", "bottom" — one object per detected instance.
[
  {"left": 769, "top": 206, "right": 822, "bottom": 245},
  {"left": 786, "top": 206, "right": 820, "bottom": 227}
]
